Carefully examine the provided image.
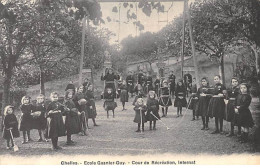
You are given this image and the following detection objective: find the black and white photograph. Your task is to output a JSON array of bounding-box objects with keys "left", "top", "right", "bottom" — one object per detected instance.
[{"left": 0, "top": 0, "right": 260, "bottom": 165}]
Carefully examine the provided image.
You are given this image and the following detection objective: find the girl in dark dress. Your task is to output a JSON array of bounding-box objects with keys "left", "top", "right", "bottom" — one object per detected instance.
[
  {"left": 85, "top": 84, "right": 98, "bottom": 126},
  {"left": 207, "top": 75, "right": 226, "bottom": 134},
  {"left": 197, "top": 77, "right": 212, "bottom": 130},
  {"left": 126, "top": 71, "right": 135, "bottom": 97},
  {"left": 119, "top": 80, "right": 129, "bottom": 111},
  {"left": 103, "top": 87, "right": 117, "bottom": 118},
  {"left": 154, "top": 75, "right": 161, "bottom": 96},
  {"left": 174, "top": 80, "right": 187, "bottom": 117},
  {"left": 159, "top": 80, "right": 172, "bottom": 117},
  {"left": 74, "top": 85, "right": 88, "bottom": 135},
  {"left": 32, "top": 94, "right": 47, "bottom": 142},
  {"left": 46, "top": 92, "right": 66, "bottom": 150},
  {"left": 64, "top": 91, "right": 81, "bottom": 145},
  {"left": 146, "top": 91, "right": 160, "bottom": 130},
  {"left": 234, "top": 83, "right": 254, "bottom": 143},
  {"left": 133, "top": 98, "right": 147, "bottom": 132},
  {"left": 224, "top": 77, "right": 241, "bottom": 137},
  {"left": 187, "top": 78, "right": 199, "bottom": 121},
  {"left": 3, "top": 105, "right": 20, "bottom": 150},
  {"left": 20, "top": 96, "right": 34, "bottom": 144},
  {"left": 133, "top": 84, "right": 145, "bottom": 106}
]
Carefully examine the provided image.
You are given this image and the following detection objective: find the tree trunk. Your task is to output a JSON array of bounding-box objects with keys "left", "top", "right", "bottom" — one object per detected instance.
[
  {"left": 40, "top": 69, "right": 45, "bottom": 96},
  {"left": 1, "top": 70, "right": 12, "bottom": 130},
  {"left": 219, "top": 55, "right": 226, "bottom": 86}
]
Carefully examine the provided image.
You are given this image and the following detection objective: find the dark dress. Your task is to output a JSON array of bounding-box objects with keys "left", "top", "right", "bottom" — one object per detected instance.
[
  {"left": 45, "top": 102, "right": 66, "bottom": 138},
  {"left": 133, "top": 105, "right": 147, "bottom": 123},
  {"left": 126, "top": 75, "right": 135, "bottom": 94},
  {"left": 207, "top": 83, "right": 226, "bottom": 118},
  {"left": 234, "top": 94, "right": 254, "bottom": 128},
  {"left": 146, "top": 98, "right": 160, "bottom": 121},
  {"left": 154, "top": 79, "right": 161, "bottom": 96},
  {"left": 85, "top": 90, "right": 97, "bottom": 118},
  {"left": 224, "top": 86, "right": 240, "bottom": 122},
  {"left": 101, "top": 73, "right": 119, "bottom": 93},
  {"left": 159, "top": 87, "right": 172, "bottom": 107},
  {"left": 119, "top": 85, "right": 128, "bottom": 103},
  {"left": 137, "top": 73, "right": 145, "bottom": 85},
  {"left": 64, "top": 99, "right": 81, "bottom": 135},
  {"left": 103, "top": 92, "right": 117, "bottom": 111},
  {"left": 197, "top": 86, "right": 212, "bottom": 117},
  {"left": 174, "top": 86, "right": 187, "bottom": 107},
  {"left": 168, "top": 74, "right": 176, "bottom": 94},
  {"left": 187, "top": 84, "right": 198, "bottom": 110},
  {"left": 19, "top": 104, "right": 34, "bottom": 131},
  {"left": 3, "top": 114, "right": 20, "bottom": 139},
  {"left": 31, "top": 103, "right": 47, "bottom": 130},
  {"left": 145, "top": 76, "right": 153, "bottom": 92}
]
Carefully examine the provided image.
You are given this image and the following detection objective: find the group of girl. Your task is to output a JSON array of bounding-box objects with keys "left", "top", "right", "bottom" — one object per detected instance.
[
  {"left": 189, "top": 75, "right": 254, "bottom": 143},
  {"left": 2, "top": 83, "right": 98, "bottom": 151}
]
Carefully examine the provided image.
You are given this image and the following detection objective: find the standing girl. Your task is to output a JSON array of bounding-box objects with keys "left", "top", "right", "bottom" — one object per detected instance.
[
  {"left": 103, "top": 87, "right": 117, "bottom": 118},
  {"left": 197, "top": 77, "right": 211, "bottom": 130},
  {"left": 146, "top": 91, "right": 160, "bottom": 130},
  {"left": 159, "top": 80, "right": 172, "bottom": 117},
  {"left": 46, "top": 92, "right": 66, "bottom": 150},
  {"left": 119, "top": 80, "right": 129, "bottom": 111},
  {"left": 225, "top": 77, "right": 241, "bottom": 137},
  {"left": 31, "top": 94, "right": 47, "bottom": 142},
  {"left": 20, "top": 96, "right": 34, "bottom": 144},
  {"left": 133, "top": 98, "right": 147, "bottom": 132},
  {"left": 188, "top": 78, "right": 199, "bottom": 121},
  {"left": 234, "top": 83, "right": 254, "bottom": 143},
  {"left": 3, "top": 105, "right": 20, "bottom": 149},
  {"left": 207, "top": 75, "right": 226, "bottom": 134},
  {"left": 154, "top": 75, "right": 161, "bottom": 96},
  {"left": 174, "top": 80, "right": 187, "bottom": 117},
  {"left": 85, "top": 84, "right": 98, "bottom": 126},
  {"left": 64, "top": 91, "right": 81, "bottom": 145}
]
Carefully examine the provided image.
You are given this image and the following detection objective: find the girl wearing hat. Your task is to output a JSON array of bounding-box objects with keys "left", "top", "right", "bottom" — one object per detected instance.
[
  {"left": 174, "top": 80, "right": 187, "bottom": 117},
  {"left": 3, "top": 105, "right": 20, "bottom": 149},
  {"left": 146, "top": 91, "right": 160, "bottom": 130},
  {"left": 159, "top": 80, "right": 172, "bottom": 117}
]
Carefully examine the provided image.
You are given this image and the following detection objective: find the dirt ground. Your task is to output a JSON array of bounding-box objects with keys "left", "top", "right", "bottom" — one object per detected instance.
[{"left": 0, "top": 97, "right": 258, "bottom": 157}]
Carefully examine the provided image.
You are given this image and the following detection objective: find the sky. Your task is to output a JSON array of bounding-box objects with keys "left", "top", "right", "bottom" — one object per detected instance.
[{"left": 98, "top": 2, "right": 184, "bottom": 45}]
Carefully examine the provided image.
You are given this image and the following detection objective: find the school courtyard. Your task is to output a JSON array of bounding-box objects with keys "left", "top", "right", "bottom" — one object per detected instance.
[{"left": 0, "top": 97, "right": 253, "bottom": 156}]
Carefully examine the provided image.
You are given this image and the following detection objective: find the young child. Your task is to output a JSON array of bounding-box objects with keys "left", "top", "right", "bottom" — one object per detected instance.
[
  {"left": 46, "top": 92, "right": 66, "bottom": 150},
  {"left": 188, "top": 78, "right": 199, "bottom": 121},
  {"left": 234, "top": 83, "right": 254, "bottom": 143},
  {"left": 159, "top": 80, "right": 172, "bottom": 117},
  {"left": 119, "top": 80, "right": 128, "bottom": 111},
  {"left": 20, "top": 96, "right": 34, "bottom": 144},
  {"left": 132, "top": 84, "right": 145, "bottom": 106},
  {"left": 207, "top": 75, "right": 226, "bottom": 134},
  {"left": 103, "top": 87, "right": 117, "bottom": 118},
  {"left": 3, "top": 105, "right": 20, "bottom": 149},
  {"left": 74, "top": 85, "right": 88, "bottom": 135},
  {"left": 174, "top": 80, "right": 187, "bottom": 117},
  {"left": 197, "top": 77, "right": 211, "bottom": 130},
  {"left": 64, "top": 91, "right": 81, "bottom": 145},
  {"left": 225, "top": 77, "right": 241, "bottom": 137},
  {"left": 133, "top": 98, "right": 147, "bottom": 132},
  {"left": 31, "top": 94, "right": 47, "bottom": 142},
  {"left": 146, "top": 91, "right": 160, "bottom": 130},
  {"left": 85, "top": 84, "right": 98, "bottom": 126}
]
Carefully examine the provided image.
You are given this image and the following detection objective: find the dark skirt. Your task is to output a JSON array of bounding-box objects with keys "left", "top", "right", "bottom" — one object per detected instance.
[
  {"left": 3, "top": 128, "right": 20, "bottom": 140},
  {"left": 207, "top": 97, "right": 225, "bottom": 118},
  {"left": 134, "top": 111, "right": 146, "bottom": 123},
  {"left": 20, "top": 114, "right": 33, "bottom": 131},
  {"left": 87, "top": 100, "right": 97, "bottom": 118},
  {"left": 174, "top": 97, "right": 187, "bottom": 107},
  {"left": 159, "top": 97, "right": 172, "bottom": 107},
  {"left": 31, "top": 114, "right": 47, "bottom": 130},
  {"left": 197, "top": 96, "right": 211, "bottom": 117},
  {"left": 237, "top": 109, "right": 254, "bottom": 128},
  {"left": 224, "top": 99, "right": 235, "bottom": 122},
  {"left": 128, "top": 85, "right": 135, "bottom": 93},
  {"left": 187, "top": 96, "right": 199, "bottom": 110},
  {"left": 45, "top": 113, "right": 66, "bottom": 138},
  {"left": 120, "top": 90, "right": 128, "bottom": 102},
  {"left": 103, "top": 101, "right": 117, "bottom": 111},
  {"left": 65, "top": 113, "right": 81, "bottom": 135},
  {"left": 146, "top": 109, "right": 160, "bottom": 121}
]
